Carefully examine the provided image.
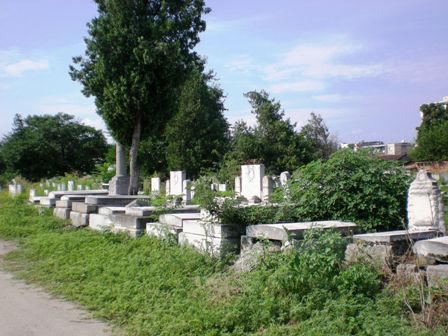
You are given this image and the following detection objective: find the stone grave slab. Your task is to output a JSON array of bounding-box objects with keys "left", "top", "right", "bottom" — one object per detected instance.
[
  {"left": 178, "top": 232, "right": 239, "bottom": 257},
  {"left": 413, "top": 236, "right": 448, "bottom": 263}
]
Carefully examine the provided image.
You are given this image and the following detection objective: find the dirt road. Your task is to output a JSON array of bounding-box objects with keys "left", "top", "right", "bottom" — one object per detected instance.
[{"left": 0, "top": 240, "right": 116, "bottom": 336}]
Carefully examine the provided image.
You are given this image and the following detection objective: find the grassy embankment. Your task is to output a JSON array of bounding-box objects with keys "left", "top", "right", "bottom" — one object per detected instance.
[{"left": 0, "top": 192, "right": 446, "bottom": 336}]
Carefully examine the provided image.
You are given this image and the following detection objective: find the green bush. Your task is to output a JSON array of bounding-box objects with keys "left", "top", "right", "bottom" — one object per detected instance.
[{"left": 290, "top": 149, "right": 411, "bottom": 232}]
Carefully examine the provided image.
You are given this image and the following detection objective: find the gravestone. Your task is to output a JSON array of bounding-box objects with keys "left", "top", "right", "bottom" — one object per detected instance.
[
  {"left": 77, "top": 185, "right": 83, "bottom": 191},
  {"left": 280, "top": 171, "right": 291, "bottom": 186},
  {"left": 151, "top": 177, "right": 161, "bottom": 195},
  {"left": 218, "top": 184, "right": 227, "bottom": 192},
  {"left": 262, "top": 176, "right": 273, "bottom": 201},
  {"left": 183, "top": 179, "right": 192, "bottom": 204},
  {"left": 109, "top": 143, "right": 130, "bottom": 195},
  {"left": 408, "top": 170, "right": 445, "bottom": 233},
  {"left": 165, "top": 180, "right": 170, "bottom": 196},
  {"left": 44, "top": 189, "right": 49, "bottom": 196},
  {"left": 68, "top": 180, "right": 75, "bottom": 191},
  {"left": 235, "top": 176, "right": 242, "bottom": 196},
  {"left": 241, "top": 164, "right": 264, "bottom": 201},
  {"left": 169, "top": 171, "right": 186, "bottom": 196}
]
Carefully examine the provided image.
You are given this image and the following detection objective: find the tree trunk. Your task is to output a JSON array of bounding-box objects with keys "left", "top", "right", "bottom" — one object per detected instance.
[{"left": 128, "top": 114, "right": 141, "bottom": 195}]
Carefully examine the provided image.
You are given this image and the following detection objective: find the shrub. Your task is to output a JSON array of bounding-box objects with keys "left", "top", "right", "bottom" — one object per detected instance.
[{"left": 289, "top": 149, "right": 411, "bottom": 232}]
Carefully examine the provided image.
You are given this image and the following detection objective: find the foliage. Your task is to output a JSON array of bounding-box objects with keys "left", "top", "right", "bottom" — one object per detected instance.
[
  {"left": 410, "top": 120, "right": 448, "bottom": 161},
  {"left": 70, "top": 0, "right": 210, "bottom": 193},
  {"left": 220, "top": 90, "right": 313, "bottom": 178},
  {"left": 0, "top": 113, "right": 107, "bottom": 181},
  {"left": 300, "top": 112, "right": 338, "bottom": 160},
  {"left": 165, "top": 70, "right": 230, "bottom": 178},
  {"left": 419, "top": 102, "right": 448, "bottom": 129},
  {"left": 0, "top": 196, "right": 444, "bottom": 335},
  {"left": 290, "top": 149, "right": 411, "bottom": 232}
]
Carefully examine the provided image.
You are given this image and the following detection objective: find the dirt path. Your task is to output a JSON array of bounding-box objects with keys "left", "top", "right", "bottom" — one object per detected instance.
[{"left": 0, "top": 240, "right": 117, "bottom": 336}]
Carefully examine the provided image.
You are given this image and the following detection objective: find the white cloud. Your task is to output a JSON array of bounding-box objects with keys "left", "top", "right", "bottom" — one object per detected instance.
[
  {"left": 225, "top": 54, "right": 257, "bottom": 74},
  {"left": 312, "top": 94, "right": 354, "bottom": 102},
  {"left": 2, "top": 59, "right": 49, "bottom": 77},
  {"left": 262, "top": 38, "right": 382, "bottom": 86}
]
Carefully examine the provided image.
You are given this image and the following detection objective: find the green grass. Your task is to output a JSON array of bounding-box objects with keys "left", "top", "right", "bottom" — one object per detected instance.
[{"left": 0, "top": 192, "right": 446, "bottom": 335}]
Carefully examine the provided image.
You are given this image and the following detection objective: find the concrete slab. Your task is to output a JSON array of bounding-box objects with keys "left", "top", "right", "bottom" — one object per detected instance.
[
  {"left": 246, "top": 221, "right": 357, "bottom": 242},
  {"left": 53, "top": 208, "right": 71, "bottom": 220},
  {"left": 49, "top": 190, "right": 107, "bottom": 200},
  {"left": 426, "top": 265, "right": 448, "bottom": 285},
  {"left": 89, "top": 214, "right": 113, "bottom": 231},
  {"left": 353, "top": 230, "right": 439, "bottom": 243},
  {"left": 127, "top": 205, "right": 200, "bottom": 217},
  {"left": 85, "top": 195, "right": 149, "bottom": 206},
  {"left": 146, "top": 223, "right": 182, "bottom": 239},
  {"left": 98, "top": 207, "right": 126, "bottom": 215},
  {"left": 159, "top": 212, "right": 201, "bottom": 227},
  {"left": 178, "top": 232, "right": 239, "bottom": 257},
  {"left": 70, "top": 212, "right": 89, "bottom": 227},
  {"left": 39, "top": 197, "right": 56, "bottom": 208},
  {"left": 110, "top": 214, "right": 149, "bottom": 237},
  {"left": 71, "top": 202, "right": 98, "bottom": 214},
  {"left": 413, "top": 236, "right": 448, "bottom": 263},
  {"left": 182, "top": 220, "right": 242, "bottom": 239}
]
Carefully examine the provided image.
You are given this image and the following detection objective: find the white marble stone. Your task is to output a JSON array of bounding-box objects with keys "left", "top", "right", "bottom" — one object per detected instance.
[
  {"left": 241, "top": 164, "right": 264, "bottom": 201},
  {"left": 234, "top": 176, "right": 241, "bottom": 196},
  {"left": 280, "top": 171, "right": 291, "bottom": 186},
  {"left": 68, "top": 180, "right": 75, "bottom": 191},
  {"left": 218, "top": 184, "right": 227, "bottom": 192},
  {"left": 169, "top": 171, "right": 186, "bottom": 196},
  {"left": 183, "top": 179, "right": 192, "bottom": 204},
  {"left": 407, "top": 170, "right": 445, "bottom": 233},
  {"left": 151, "top": 177, "right": 161, "bottom": 194},
  {"left": 109, "top": 143, "right": 129, "bottom": 195},
  {"left": 262, "top": 176, "right": 273, "bottom": 201},
  {"left": 165, "top": 180, "right": 170, "bottom": 195}
]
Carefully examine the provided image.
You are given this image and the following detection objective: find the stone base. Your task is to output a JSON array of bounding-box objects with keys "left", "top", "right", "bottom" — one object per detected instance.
[
  {"left": 109, "top": 176, "right": 130, "bottom": 195},
  {"left": 182, "top": 221, "right": 242, "bottom": 239},
  {"left": 70, "top": 211, "right": 89, "bottom": 227},
  {"left": 178, "top": 232, "right": 239, "bottom": 257},
  {"left": 71, "top": 202, "right": 98, "bottom": 214},
  {"left": 146, "top": 223, "right": 182, "bottom": 240},
  {"left": 40, "top": 198, "right": 56, "bottom": 208},
  {"left": 53, "top": 208, "right": 71, "bottom": 220},
  {"left": 413, "top": 236, "right": 448, "bottom": 263},
  {"left": 89, "top": 214, "right": 113, "bottom": 231},
  {"left": 109, "top": 214, "right": 149, "bottom": 237}
]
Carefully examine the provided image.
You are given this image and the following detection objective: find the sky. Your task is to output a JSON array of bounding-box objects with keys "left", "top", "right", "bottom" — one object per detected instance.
[{"left": 0, "top": 0, "right": 447, "bottom": 144}]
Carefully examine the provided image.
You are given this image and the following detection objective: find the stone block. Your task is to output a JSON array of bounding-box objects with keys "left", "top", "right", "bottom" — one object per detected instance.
[
  {"left": 151, "top": 177, "right": 161, "bottom": 194},
  {"left": 89, "top": 214, "right": 113, "bottom": 231},
  {"left": 345, "top": 243, "right": 393, "bottom": 266},
  {"left": 98, "top": 207, "right": 126, "bottom": 215},
  {"left": 426, "top": 265, "right": 448, "bottom": 286},
  {"left": 146, "top": 223, "right": 182, "bottom": 239},
  {"left": 39, "top": 197, "right": 56, "bottom": 208},
  {"left": 70, "top": 211, "right": 89, "bottom": 227},
  {"left": 182, "top": 220, "right": 242, "bottom": 239},
  {"left": 178, "top": 232, "right": 239, "bottom": 257},
  {"left": 353, "top": 230, "right": 439, "bottom": 244},
  {"left": 85, "top": 195, "right": 148, "bottom": 206},
  {"left": 159, "top": 212, "right": 201, "bottom": 227},
  {"left": 110, "top": 214, "right": 149, "bottom": 237},
  {"left": 413, "top": 236, "right": 448, "bottom": 263},
  {"left": 48, "top": 190, "right": 108, "bottom": 200},
  {"left": 246, "top": 221, "right": 357, "bottom": 242},
  {"left": 169, "top": 171, "right": 186, "bottom": 196},
  {"left": 53, "top": 208, "right": 71, "bottom": 220},
  {"left": 109, "top": 175, "right": 130, "bottom": 195},
  {"left": 71, "top": 202, "right": 98, "bottom": 214}
]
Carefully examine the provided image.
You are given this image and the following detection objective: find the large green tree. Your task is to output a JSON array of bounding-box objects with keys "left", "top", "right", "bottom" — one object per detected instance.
[
  {"left": 70, "top": 0, "right": 209, "bottom": 194},
  {"left": 410, "top": 101, "right": 448, "bottom": 161},
  {"left": 165, "top": 70, "right": 229, "bottom": 178},
  {"left": 300, "top": 112, "right": 338, "bottom": 160},
  {"left": 0, "top": 113, "right": 107, "bottom": 181}
]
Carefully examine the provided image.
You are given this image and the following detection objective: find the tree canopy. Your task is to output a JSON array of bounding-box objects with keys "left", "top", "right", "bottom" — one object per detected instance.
[
  {"left": 70, "top": 0, "right": 210, "bottom": 193},
  {"left": 0, "top": 113, "right": 107, "bottom": 181},
  {"left": 165, "top": 70, "right": 229, "bottom": 178},
  {"left": 410, "top": 102, "right": 448, "bottom": 161}
]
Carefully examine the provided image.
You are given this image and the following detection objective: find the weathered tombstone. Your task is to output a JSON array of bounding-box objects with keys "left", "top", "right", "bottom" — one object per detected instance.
[
  {"left": 234, "top": 176, "right": 242, "bottom": 197},
  {"left": 241, "top": 164, "right": 265, "bottom": 201},
  {"left": 210, "top": 183, "right": 218, "bottom": 191},
  {"left": 408, "top": 170, "right": 445, "bottom": 233},
  {"left": 16, "top": 184, "right": 23, "bottom": 195},
  {"left": 280, "top": 171, "right": 291, "bottom": 186},
  {"left": 109, "top": 143, "right": 130, "bottom": 195},
  {"left": 45, "top": 180, "right": 50, "bottom": 187},
  {"left": 57, "top": 184, "right": 62, "bottom": 191},
  {"left": 85, "top": 185, "right": 91, "bottom": 190},
  {"left": 262, "top": 176, "right": 273, "bottom": 202},
  {"left": 218, "top": 183, "right": 227, "bottom": 192},
  {"left": 44, "top": 189, "right": 49, "bottom": 196},
  {"left": 29, "top": 189, "right": 36, "bottom": 198},
  {"left": 183, "top": 179, "right": 192, "bottom": 204},
  {"left": 68, "top": 180, "right": 75, "bottom": 191},
  {"left": 77, "top": 185, "right": 83, "bottom": 191},
  {"left": 169, "top": 171, "right": 186, "bottom": 196},
  {"left": 151, "top": 177, "right": 161, "bottom": 195},
  {"left": 60, "top": 183, "right": 67, "bottom": 191},
  {"left": 165, "top": 180, "right": 171, "bottom": 196},
  {"left": 51, "top": 182, "right": 56, "bottom": 188}
]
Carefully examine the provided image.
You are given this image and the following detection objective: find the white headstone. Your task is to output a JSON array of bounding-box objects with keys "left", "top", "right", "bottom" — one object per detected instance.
[
  {"left": 16, "top": 184, "right": 23, "bottom": 195},
  {"left": 29, "top": 189, "right": 36, "bottom": 197},
  {"left": 218, "top": 184, "right": 227, "bottom": 192},
  {"left": 60, "top": 183, "right": 67, "bottom": 191},
  {"left": 44, "top": 189, "right": 49, "bottom": 196},
  {"left": 165, "top": 180, "right": 170, "bottom": 196},
  {"left": 85, "top": 185, "right": 91, "bottom": 190},
  {"left": 68, "top": 180, "right": 75, "bottom": 191},
  {"left": 235, "top": 176, "right": 242, "bottom": 196},
  {"left": 151, "top": 177, "right": 161, "bottom": 194},
  {"left": 241, "top": 164, "right": 264, "bottom": 201},
  {"left": 280, "top": 171, "right": 291, "bottom": 186},
  {"left": 169, "top": 171, "right": 186, "bottom": 196},
  {"left": 408, "top": 170, "right": 445, "bottom": 233},
  {"left": 77, "top": 185, "right": 83, "bottom": 190},
  {"left": 183, "top": 179, "right": 191, "bottom": 204},
  {"left": 262, "top": 176, "right": 274, "bottom": 202}
]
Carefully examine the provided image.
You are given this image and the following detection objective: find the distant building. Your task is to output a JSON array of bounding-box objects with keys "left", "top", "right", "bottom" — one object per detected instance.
[{"left": 341, "top": 140, "right": 414, "bottom": 156}]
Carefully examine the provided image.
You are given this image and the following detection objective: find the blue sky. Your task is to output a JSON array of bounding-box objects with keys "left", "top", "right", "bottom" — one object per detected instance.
[{"left": 1, "top": 0, "right": 447, "bottom": 143}]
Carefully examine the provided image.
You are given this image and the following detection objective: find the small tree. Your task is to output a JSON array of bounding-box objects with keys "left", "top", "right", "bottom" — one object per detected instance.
[
  {"left": 70, "top": 0, "right": 210, "bottom": 194},
  {"left": 300, "top": 112, "right": 338, "bottom": 160},
  {"left": 0, "top": 113, "right": 107, "bottom": 181}
]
